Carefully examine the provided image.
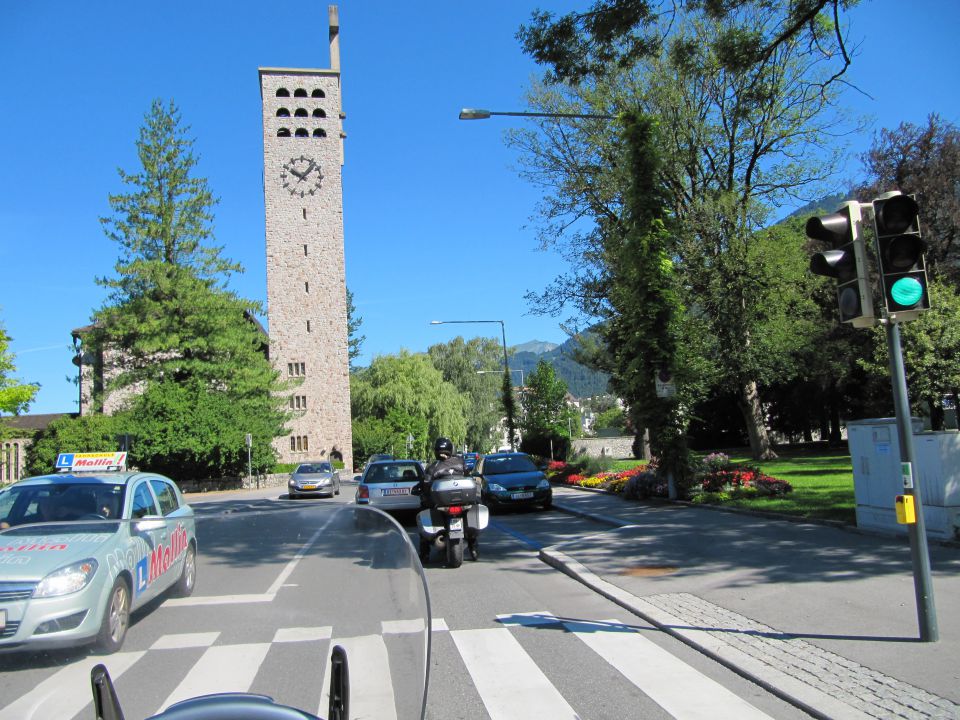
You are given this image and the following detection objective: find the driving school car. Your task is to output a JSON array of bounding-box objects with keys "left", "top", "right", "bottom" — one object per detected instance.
[{"left": 0, "top": 452, "right": 197, "bottom": 652}]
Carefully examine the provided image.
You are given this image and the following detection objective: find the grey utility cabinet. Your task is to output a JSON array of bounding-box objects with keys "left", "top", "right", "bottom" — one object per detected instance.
[{"left": 848, "top": 417, "right": 960, "bottom": 540}]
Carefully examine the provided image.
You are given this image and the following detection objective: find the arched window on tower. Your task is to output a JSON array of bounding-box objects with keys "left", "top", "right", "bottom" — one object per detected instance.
[
  {"left": 312, "top": 129, "right": 327, "bottom": 138},
  {"left": 295, "top": 128, "right": 309, "bottom": 138},
  {"left": 277, "top": 128, "right": 291, "bottom": 137},
  {"left": 312, "top": 108, "right": 326, "bottom": 118},
  {"left": 294, "top": 108, "right": 308, "bottom": 117},
  {"left": 276, "top": 108, "right": 290, "bottom": 117},
  {"left": 294, "top": 88, "right": 307, "bottom": 97},
  {"left": 276, "top": 88, "right": 290, "bottom": 97},
  {"left": 311, "top": 89, "right": 325, "bottom": 98}
]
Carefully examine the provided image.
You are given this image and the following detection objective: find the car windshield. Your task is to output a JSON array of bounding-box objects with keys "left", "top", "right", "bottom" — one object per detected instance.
[
  {"left": 364, "top": 462, "right": 423, "bottom": 484},
  {"left": 481, "top": 455, "right": 538, "bottom": 475},
  {"left": 296, "top": 463, "right": 332, "bottom": 474},
  {"left": 0, "top": 482, "right": 126, "bottom": 529}
]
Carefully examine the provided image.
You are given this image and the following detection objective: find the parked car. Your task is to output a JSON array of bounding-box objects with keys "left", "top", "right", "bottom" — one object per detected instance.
[
  {"left": 474, "top": 452, "right": 552, "bottom": 511},
  {"left": 0, "top": 452, "right": 197, "bottom": 652},
  {"left": 288, "top": 461, "right": 341, "bottom": 499},
  {"left": 355, "top": 460, "right": 424, "bottom": 512}
]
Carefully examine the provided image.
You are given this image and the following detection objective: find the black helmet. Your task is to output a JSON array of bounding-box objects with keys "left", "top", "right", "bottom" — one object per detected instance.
[{"left": 433, "top": 437, "right": 454, "bottom": 459}]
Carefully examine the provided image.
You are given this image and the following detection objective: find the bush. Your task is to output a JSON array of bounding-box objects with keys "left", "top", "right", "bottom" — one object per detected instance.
[
  {"left": 622, "top": 470, "right": 668, "bottom": 500},
  {"left": 574, "top": 454, "right": 617, "bottom": 477}
]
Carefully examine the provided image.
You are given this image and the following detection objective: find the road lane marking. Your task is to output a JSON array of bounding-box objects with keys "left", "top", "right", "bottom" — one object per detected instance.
[
  {"left": 151, "top": 631, "right": 220, "bottom": 649},
  {"left": 0, "top": 651, "right": 144, "bottom": 720},
  {"left": 488, "top": 520, "right": 544, "bottom": 550},
  {"left": 273, "top": 626, "right": 332, "bottom": 643},
  {"left": 157, "top": 643, "right": 270, "bottom": 713},
  {"left": 450, "top": 627, "right": 581, "bottom": 720},
  {"left": 164, "top": 512, "right": 337, "bottom": 607},
  {"left": 564, "top": 618, "right": 774, "bottom": 720},
  {"left": 431, "top": 618, "right": 448, "bottom": 632},
  {"left": 319, "top": 634, "right": 397, "bottom": 720}
]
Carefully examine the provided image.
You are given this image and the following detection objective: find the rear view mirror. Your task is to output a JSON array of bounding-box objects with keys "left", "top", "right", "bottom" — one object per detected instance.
[{"left": 410, "top": 485, "right": 421, "bottom": 496}]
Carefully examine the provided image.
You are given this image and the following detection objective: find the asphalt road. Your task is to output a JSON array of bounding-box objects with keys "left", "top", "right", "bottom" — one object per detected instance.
[{"left": 0, "top": 485, "right": 811, "bottom": 720}]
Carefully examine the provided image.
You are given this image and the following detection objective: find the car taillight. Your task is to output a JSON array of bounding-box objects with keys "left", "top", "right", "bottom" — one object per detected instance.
[
  {"left": 447, "top": 505, "right": 463, "bottom": 516},
  {"left": 359, "top": 486, "right": 369, "bottom": 499}
]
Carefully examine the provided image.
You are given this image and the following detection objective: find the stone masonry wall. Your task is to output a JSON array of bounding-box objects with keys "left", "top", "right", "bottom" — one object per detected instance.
[{"left": 572, "top": 436, "right": 636, "bottom": 459}]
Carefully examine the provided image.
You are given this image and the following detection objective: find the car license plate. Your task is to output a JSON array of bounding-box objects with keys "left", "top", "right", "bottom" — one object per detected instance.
[
  {"left": 383, "top": 488, "right": 410, "bottom": 496},
  {"left": 302, "top": 485, "right": 317, "bottom": 490},
  {"left": 0, "top": 609, "right": 5, "bottom": 631},
  {"left": 511, "top": 492, "right": 534, "bottom": 500}
]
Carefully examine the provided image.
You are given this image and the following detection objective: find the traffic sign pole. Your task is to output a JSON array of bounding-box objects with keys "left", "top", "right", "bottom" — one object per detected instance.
[{"left": 885, "top": 319, "right": 939, "bottom": 642}]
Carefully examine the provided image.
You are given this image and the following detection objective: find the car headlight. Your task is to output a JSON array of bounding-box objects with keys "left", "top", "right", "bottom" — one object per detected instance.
[
  {"left": 487, "top": 483, "right": 506, "bottom": 492},
  {"left": 34, "top": 559, "right": 99, "bottom": 598},
  {"left": 288, "top": 479, "right": 296, "bottom": 486},
  {"left": 537, "top": 479, "right": 550, "bottom": 490}
]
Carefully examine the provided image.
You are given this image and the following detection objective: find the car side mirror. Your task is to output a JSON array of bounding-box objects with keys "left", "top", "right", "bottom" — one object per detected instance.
[
  {"left": 352, "top": 475, "right": 361, "bottom": 482},
  {"left": 410, "top": 485, "right": 421, "bottom": 496}
]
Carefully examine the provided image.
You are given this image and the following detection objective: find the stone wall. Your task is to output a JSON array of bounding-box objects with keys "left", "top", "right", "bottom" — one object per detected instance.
[
  {"left": 571, "top": 436, "right": 636, "bottom": 459},
  {"left": 177, "top": 473, "right": 292, "bottom": 494}
]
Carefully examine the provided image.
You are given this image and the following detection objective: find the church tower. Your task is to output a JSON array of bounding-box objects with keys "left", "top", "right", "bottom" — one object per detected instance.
[{"left": 259, "top": 5, "right": 352, "bottom": 470}]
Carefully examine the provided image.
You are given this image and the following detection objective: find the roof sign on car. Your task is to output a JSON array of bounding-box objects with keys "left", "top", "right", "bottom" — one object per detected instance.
[{"left": 55, "top": 452, "right": 128, "bottom": 472}]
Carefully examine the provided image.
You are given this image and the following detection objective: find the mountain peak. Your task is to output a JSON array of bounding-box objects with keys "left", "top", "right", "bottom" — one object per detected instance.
[{"left": 511, "top": 340, "right": 559, "bottom": 355}]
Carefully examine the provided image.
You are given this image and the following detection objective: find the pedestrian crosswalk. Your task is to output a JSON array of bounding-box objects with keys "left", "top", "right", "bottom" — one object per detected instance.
[{"left": 0, "top": 611, "right": 774, "bottom": 720}]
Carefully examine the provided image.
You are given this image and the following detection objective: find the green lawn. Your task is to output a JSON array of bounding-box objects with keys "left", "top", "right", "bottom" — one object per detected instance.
[
  {"left": 724, "top": 449, "right": 856, "bottom": 523},
  {"left": 605, "top": 449, "right": 856, "bottom": 524}
]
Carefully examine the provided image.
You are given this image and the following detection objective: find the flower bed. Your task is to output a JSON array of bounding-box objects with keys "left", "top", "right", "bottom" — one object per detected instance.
[{"left": 546, "top": 452, "right": 792, "bottom": 501}]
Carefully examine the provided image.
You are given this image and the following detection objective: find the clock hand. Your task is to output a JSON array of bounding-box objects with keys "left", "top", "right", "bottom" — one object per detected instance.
[{"left": 288, "top": 167, "right": 305, "bottom": 180}]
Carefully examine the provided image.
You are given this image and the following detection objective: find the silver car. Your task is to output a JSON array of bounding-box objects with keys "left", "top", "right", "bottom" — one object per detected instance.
[
  {"left": 288, "top": 461, "right": 341, "bottom": 499},
  {"left": 355, "top": 460, "right": 423, "bottom": 511},
  {"left": 0, "top": 461, "right": 196, "bottom": 653}
]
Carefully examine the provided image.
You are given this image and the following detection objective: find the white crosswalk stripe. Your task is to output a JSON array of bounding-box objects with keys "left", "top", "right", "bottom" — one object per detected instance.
[
  {"left": 451, "top": 627, "right": 581, "bottom": 720},
  {"left": 0, "top": 651, "right": 144, "bottom": 720},
  {"left": 0, "top": 613, "right": 777, "bottom": 720}
]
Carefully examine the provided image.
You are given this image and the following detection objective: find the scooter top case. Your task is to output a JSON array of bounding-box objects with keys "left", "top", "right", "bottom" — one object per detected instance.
[
  {"left": 431, "top": 476, "right": 479, "bottom": 506},
  {"left": 417, "top": 505, "right": 489, "bottom": 538}
]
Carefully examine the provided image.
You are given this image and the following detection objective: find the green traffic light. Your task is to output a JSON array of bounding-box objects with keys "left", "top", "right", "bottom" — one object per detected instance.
[{"left": 890, "top": 277, "right": 924, "bottom": 307}]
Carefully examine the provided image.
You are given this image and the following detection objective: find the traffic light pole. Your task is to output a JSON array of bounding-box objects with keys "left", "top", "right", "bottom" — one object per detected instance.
[{"left": 884, "top": 319, "right": 939, "bottom": 642}]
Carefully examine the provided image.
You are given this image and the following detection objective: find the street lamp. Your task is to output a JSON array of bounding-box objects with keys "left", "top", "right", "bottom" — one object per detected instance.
[
  {"left": 459, "top": 108, "right": 615, "bottom": 121},
  {"left": 431, "top": 319, "right": 515, "bottom": 449}
]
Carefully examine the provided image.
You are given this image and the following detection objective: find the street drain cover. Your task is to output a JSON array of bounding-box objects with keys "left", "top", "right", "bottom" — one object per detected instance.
[{"left": 621, "top": 565, "right": 678, "bottom": 577}]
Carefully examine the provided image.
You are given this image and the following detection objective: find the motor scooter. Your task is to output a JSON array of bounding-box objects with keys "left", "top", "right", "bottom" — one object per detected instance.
[{"left": 414, "top": 475, "right": 488, "bottom": 568}]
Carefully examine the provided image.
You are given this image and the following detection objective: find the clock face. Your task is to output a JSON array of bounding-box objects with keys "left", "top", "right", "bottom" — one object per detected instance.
[{"left": 281, "top": 155, "right": 323, "bottom": 197}]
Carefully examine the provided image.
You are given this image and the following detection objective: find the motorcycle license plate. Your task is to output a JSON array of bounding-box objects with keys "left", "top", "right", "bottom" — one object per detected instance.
[
  {"left": 383, "top": 488, "right": 409, "bottom": 496},
  {"left": 512, "top": 492, "right": 534, "bottom": 500},
  {"left": 449, "top": 519, "right": 463, "bottom": 531}
]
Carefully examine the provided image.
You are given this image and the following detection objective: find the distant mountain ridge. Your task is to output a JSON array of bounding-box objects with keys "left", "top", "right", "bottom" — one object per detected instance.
[
  {"left": 512, "top": 340, "right": 559, "bottom": 355},
  {"left": 510, "top": 335, "right": 610, "bottom": 398}
]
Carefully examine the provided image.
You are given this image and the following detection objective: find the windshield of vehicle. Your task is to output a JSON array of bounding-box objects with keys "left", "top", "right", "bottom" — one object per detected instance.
[
  {"left": 0, "top": 505, "right": 430, "bottom": 719},
  {"left": 296, "top": 463, "right": 332, "bottom": 474},
  {"left": 480, "top": 455, "right": 538, "bottom": 475},
  {"left": 0, "top": 483, "right": 125, "bottom": 528},
  {"left": 364, "top": 462, "right": 423, "bottom": 484}
]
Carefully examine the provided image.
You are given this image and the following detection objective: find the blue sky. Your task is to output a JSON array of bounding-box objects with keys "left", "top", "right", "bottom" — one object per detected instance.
[{"left": 2, "top": 0, "right": 959, "bottom": 415}]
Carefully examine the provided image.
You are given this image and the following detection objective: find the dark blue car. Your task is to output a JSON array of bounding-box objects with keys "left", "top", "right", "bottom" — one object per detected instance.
[
  {"left": 474, "top": 452, "right": 552, "bottom": 511},
  {"left": 462, "top": 452, "right": 480, "bottom": 472}
]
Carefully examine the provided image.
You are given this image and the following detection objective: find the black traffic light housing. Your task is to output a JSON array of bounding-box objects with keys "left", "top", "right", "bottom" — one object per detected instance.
[
  {"left": 807, "top": 200, "right": 875, "bottom": 327},
  {"left": 872, "top": 192, "right": 930, "bottom": 321}
]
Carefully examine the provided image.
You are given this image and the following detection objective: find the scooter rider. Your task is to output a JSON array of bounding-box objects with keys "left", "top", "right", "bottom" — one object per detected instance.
[{"left": 419, "top": 437, "right": 478, "bottom": 561}]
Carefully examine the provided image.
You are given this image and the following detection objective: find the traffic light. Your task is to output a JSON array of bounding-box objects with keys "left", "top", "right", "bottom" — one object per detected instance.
[
  {"left": 872, "top": 192, "right": 930, "bottom": 321},
  {"left": 807, "top": 200, "right": 875, "bottom": 327}
]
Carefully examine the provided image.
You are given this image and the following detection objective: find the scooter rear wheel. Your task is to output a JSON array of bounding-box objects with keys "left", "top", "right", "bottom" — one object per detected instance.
[{"left": 447, "top": 537, "right": 464, "bottom": 568}]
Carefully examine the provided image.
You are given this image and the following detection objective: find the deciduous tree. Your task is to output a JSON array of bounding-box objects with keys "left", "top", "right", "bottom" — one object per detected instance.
[{"left": 0, "top": 322, "right": 39, "bottom": 424}]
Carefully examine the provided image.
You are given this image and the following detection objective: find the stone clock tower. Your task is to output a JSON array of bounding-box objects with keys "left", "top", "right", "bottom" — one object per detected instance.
[{"left": 259, "top": 5, "right": 352, "bottom": 470}]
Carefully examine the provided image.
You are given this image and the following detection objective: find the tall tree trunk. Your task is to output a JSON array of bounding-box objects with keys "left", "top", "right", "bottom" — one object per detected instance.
[
  {"left": 737, "top": 380, "right": 777, "bottom": 460},
  {"left": 929, "top": 397, "right": 945, "bottom": 431},
  {"left": 828, "top": 389, "right": 843, "bottom": 446}
]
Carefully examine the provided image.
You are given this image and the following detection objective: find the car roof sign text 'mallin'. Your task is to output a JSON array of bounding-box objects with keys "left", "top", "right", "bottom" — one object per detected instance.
[{"left": 55, "top": 452, "right": 128, "bottom": 473}]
